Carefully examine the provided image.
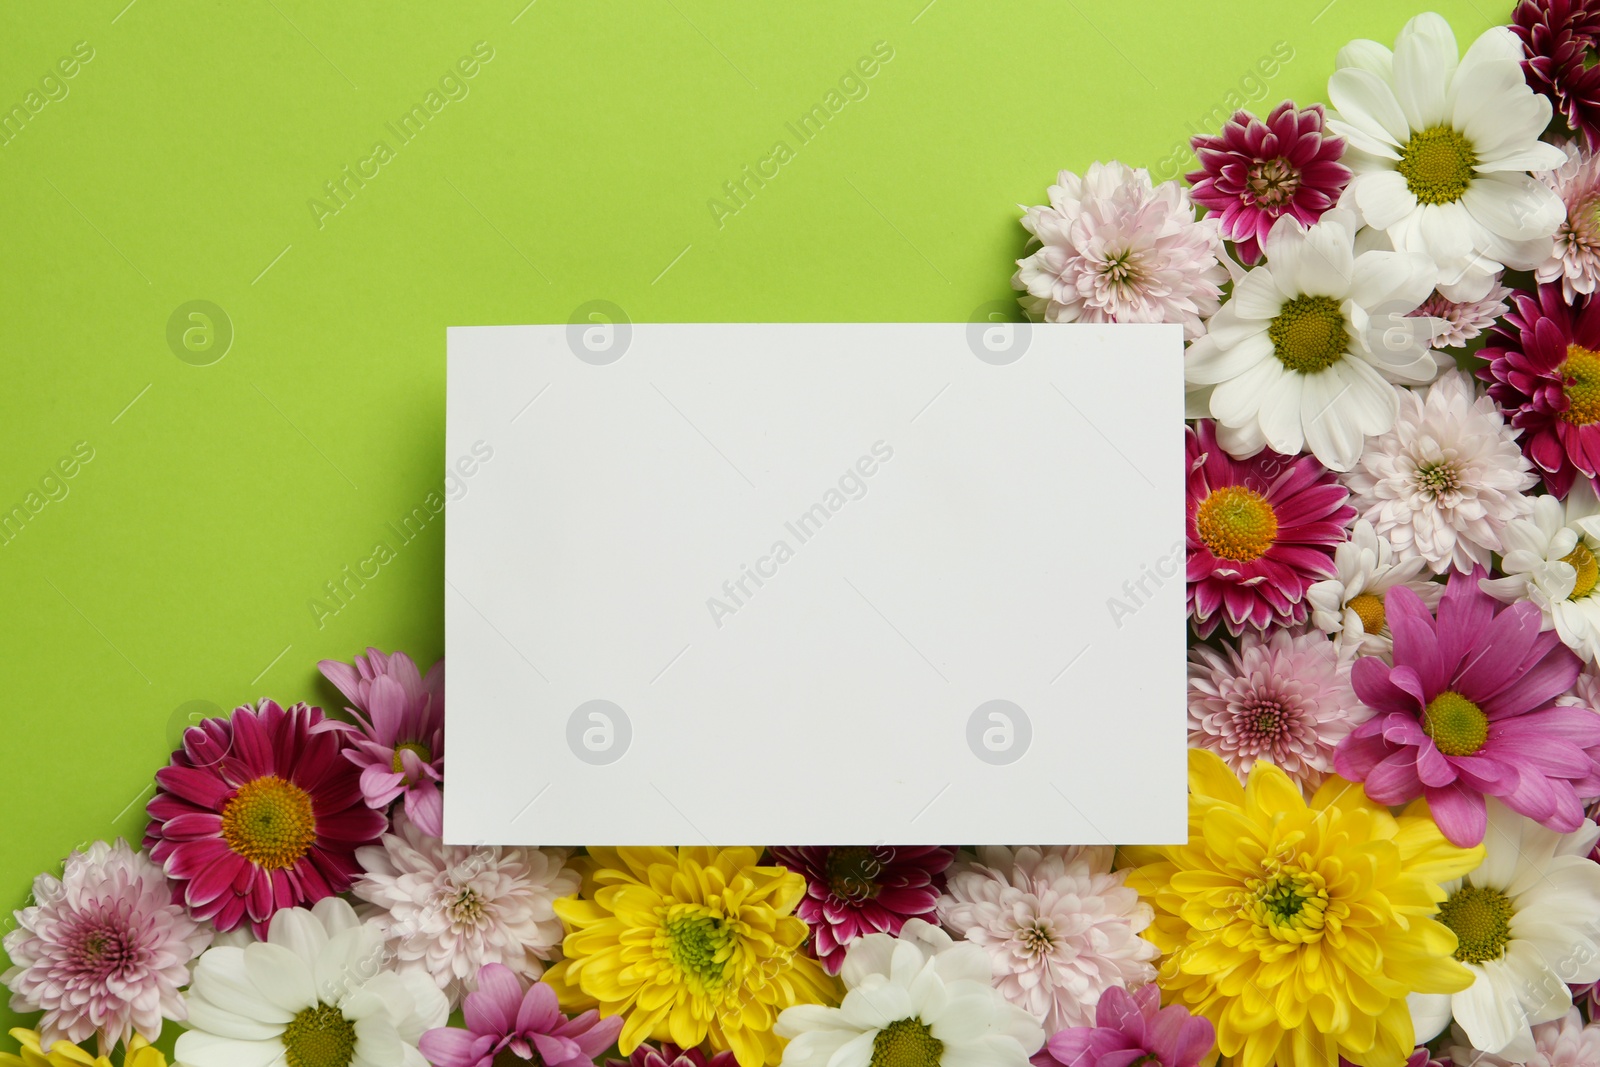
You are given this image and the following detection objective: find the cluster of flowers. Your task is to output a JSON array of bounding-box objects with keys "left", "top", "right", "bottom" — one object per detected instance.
[{"left": 16, "top": 6, "right": 1600, "bottom": 1067}]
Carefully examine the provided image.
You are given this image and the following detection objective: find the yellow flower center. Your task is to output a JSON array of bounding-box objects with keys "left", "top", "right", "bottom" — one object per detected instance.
[
  {"left": 663, "top": 911, "right": 734, "bottom": 993},
  {"left": 1397, "top": 125, "right": 1478, "bottom": 205},
  {"left": 1349, "top": 592, "right": 1386, "bottom": 635},
  {"left": 1195, "top": 485, "right": 1279, "bottom": 563},
  {"left": 282, "top": 1003, "right": 356, "bottom": 1067},
  {"left": 1421, "top": 691, "right": 1489, "bottom": 757},
  {"left": 1438, "top": 885, "right": 1514, "bottom": 964},
  {"left": 391, "top": 741, "right": 433, "bottom": 779},
  {"left": 870, "top": 1018, "right": 944, "bottom": 1067},
  {"left": 1561, "top": 344, "right": 1600, "bottom": 426},
  {"left": 825, "top": 846, "right": 883, "bottom": 901},
  {"left": 1565, "top": 542, "right": 1600, "bottom": 600},
  {"left": 220, "top": 775, "right": 317, "bottom": 870},
  {"left": 1244, "top": 865, "right": 1330, "bottom": 943},
  {"left": 1269, "top": 294, "right": 1349, "bottom": 374}
]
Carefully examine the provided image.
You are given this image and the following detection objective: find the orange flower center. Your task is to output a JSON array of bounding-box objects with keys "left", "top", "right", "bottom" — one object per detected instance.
[
  {"left": 1349, "top": 592, "right": 1386, "bottom": 634},
  {"left": 220, "top": 775, "right": 317, "bottom": 870},
  {"left": 1195, "top": 485, "right": 1279, "bottom": 562}
]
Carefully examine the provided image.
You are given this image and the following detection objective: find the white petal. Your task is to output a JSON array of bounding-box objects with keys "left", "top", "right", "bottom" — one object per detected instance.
[
  {"left": 1408, "top": 992, "right": 1453, "bottom": 1044},
  {"left": 1349, "top": 249, "right": 1437, "bottom": 310},
  {"left": 1209, "top": 355, "right": 1286, "bottom": 427},
  {"left": 1392, "top": 12, "right": 1458, "bottom": 129},
  {"left": 1352, "top": 171, "right": 1417, "bottom": 231},
  {"left": 243, "top": 943, "right": 318, "bottom": 1017},
  {"left": 1303, "top": 366, "right": 1364, "bottom": 471},
  {"left": 184, "top": 994, "right": 289, "bottom": 1043},
  {"left": 1259, "top": 367, "right": 1308, "bottom": 456},
  {"left": 1462, "top": 173, "right": 1564, "bottom": 240},
  {"left": 267, "top": 907, "right": 330, "bottom": 968},
  {"left": 1186, "top": 327, "right": 1274, "bottom": 387},
  {"left": 1337, "top": 38, "right": 1395, "bottom": 80},
  {"left": 1328, "top": 67, "right": 1412, "bottom": 147},
  {"left": 1231, "top": 268, "right": 1288, "bottom": 321},
  {"left": 173, "top": 1031, "right": 287, "bottom": 1067}
]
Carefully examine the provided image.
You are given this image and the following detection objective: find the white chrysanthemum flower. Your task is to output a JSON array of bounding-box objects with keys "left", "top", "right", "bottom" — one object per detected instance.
[
  {"left": 1482, "top": 479, "right": 1600, "bottom": 662},
  {"left": 775, "top": 918, "right": 1044, "bottom": 1067},
  {"left": 1012, "top": 161, "right": 1228, "bottom": 340},
  {"left": 1409, "top": 802, "right": 1600, "bottom": 1061},
  {"left": 350, "top": 809, "right": 577, "bottom": 1009},
  {"left": 1343, "top": 369, "right": 1536, "bottom": 574},
  {"left": 1185, "top": 210, "right": 1438, "bottom": 471},
  {"left": 934, "top": 846, "right": 1157, "bottom": 1035},
  {"left": 1538, "top": 141, "right": 1600, "bottom": 303},
  {"left": 176, "top": 896, "right": 448, "bottom": 1067},
  {"left": 1307, "top": 518, "right": 1445, "bottom": 657},
  {"left": 1327, "top": 13, "right": 1566, "bottom": 302}
]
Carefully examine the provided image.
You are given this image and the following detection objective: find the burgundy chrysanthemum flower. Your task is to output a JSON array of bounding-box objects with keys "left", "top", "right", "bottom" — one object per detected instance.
[
  {"left": 144, "top": 699, "right": 389, "bottom": 936},
  {"left": 768, "top": 845, "right": 955, "bottom": 974},
  {"left": 1030, "top": 984, "right": 1214, "bottom": 1067},
  {"left": 1186, "top": 420, "right": 1355, "bottom": 638},
  {"left": 1186, "top": 101, "right": 1351, "bottom": 264},
  {"left": 1514, "top": 0, "right": 1600, "bottom": 152},
  {"left": 1333, "top": 567, "right": 1600, "bottom": 847},
  {"left": 1479, "top": 283, "right": 1600, "bottom": 499}
]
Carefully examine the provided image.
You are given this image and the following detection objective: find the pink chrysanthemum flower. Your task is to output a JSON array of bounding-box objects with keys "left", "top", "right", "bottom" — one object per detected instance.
[
  {"left": 1514, "top": 0, "right": 1600, "bottom": 152},
  {"left": 1186, "top": 420, "right": 1354, "bottom": 637},
  {"left": 938, "top": 846, "right": 1158, "bottom": 1035},
  {"left": 1446, "top": 1008, "right": 1600, "bottom": 1067},
  {"left": 1186, "top": 101, "right": 1350, "bottom": 265},
  {"left": 1340, "top": 1050, "right": 1447, "bottom": 1067},
  {"left": 1013, "top": 161, "right": 1228, "bottom": 340},
  {"left": 317, "top": 647, "right": 445, "bottom": 837},
  {"left": 1030, "top": 984, "right": 1214, "bottom": 1067},
  {"left": 144, "top": 699, "right": 388, "bottom": 936},
  {"left": 1480, "top": 284, "right": 1600, "bottom": 500},
  {"left": 1538, "top": 142, "right": 1600, "bottom": 303},
  {"left": 1333, "top": 567, "right": 1600, "bottom": 847},
  {"left": 768, "top": 845, "right": 953, "bottom": 975},
  {"left": 1410, "top": 282, "right": 1513, "bottom": 351},
  {"left": 1187, "top": 628, "right": 1368, "bottom": 793},
  {"left": 608, "top": 1045, "right": 738, "bottom": 1067},
  {"left": 0, "top": 840, "right": 211, "bottom": 1052},
  {"left": 419, "top": 963, "right": 623, "bottom": 1067}
]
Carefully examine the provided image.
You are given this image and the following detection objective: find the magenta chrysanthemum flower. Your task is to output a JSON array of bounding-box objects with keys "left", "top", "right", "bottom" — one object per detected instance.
[
  {"left": 1341, "top": 1050, "right": 1447, "bottom": 1067},
  {"left": 768, "top": 845, "right": 954, "bottom": 974},
  {"left": 1514, "top": 0, "right": 1600, "bottom": 152},
  {"left": 1333, "top": 567, "right": 1600, "bottom": 847},
  {"left": 143, "top": 699, "right": 388, "bottom": 936},
  {"left": 0, "top": 840, "right": 210, "bottom": 1052},
  {"left": 1186, "top": 101, "right": 1350, "bottom": 265},
  {"left": 608, "top": 1045, "right": 737, "bottom": 1067},
  {"left": 1031, "top": 984, "right": 1214, "bottom": 1067},
  {"left": 419, "top": 963, "right": 623, "bottom": 1067},
  {"left": 317, "top": 646, "right": 445, "bottom": 837},
  {"left": 1186, "top": 420, "right": 1354, "bottom": 638},
  {"left": 1479, "top": 283, "right": 1600, "bottom": 499}
]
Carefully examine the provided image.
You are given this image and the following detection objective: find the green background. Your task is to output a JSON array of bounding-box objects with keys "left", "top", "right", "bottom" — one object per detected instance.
[{"left": 0, "top": 0, "right": 1503, "bottom": 1052}]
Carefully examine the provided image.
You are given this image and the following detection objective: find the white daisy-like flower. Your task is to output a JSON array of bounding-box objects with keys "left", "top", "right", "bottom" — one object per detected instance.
[
  {"left": 1482, "top": 479, "right": 1600, "bottom": 662},
  {"left": 1307, "top": 518, "right": 1445, "bottom": 656},
  {"left": 350, "top": 808, "right": 577, "bottom": 1009},
  {"left": 775, "top": 918, "right": 1044, "bottom": 1067},
  {"left": 1327, "top": 13, "right": 1566, "bottom": 302},
  {"left": 1185, "top": 210, "right": 1438, "bottom": 471},
  {"left": 1409, "top": 801, "right": 1600, "bottom": 1060},
  {"left": 935, "top": 846, "right": 1157, "bottom": 1035},
  {"left": 1537, "top": 141, "right": 1600, "bottom": 303},
  {"left": 1343, "top": 369, "right": 1536, "bottom": 574},
  {"left": 176, "top": 896, "right": 448, "bottom": 1067},
  {"left": 1409, "top": 280, "right": 1514, "bottom": 350}
]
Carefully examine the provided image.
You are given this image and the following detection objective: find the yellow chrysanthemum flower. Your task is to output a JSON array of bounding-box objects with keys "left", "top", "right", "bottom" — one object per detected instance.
[
  {"left": 546, "top": 846, "right": 840, "bottom": 1067},
  {"left": 1122, "top": 751, "right": 1485, "bottom": 1067},
  {"left": 0, "top": 1029, "right": 166, "bottom": 1067}
]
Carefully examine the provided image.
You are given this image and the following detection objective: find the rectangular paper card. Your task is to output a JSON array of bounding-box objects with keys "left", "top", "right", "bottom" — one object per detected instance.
[{"left": 444, "top": 322, "right": 1187, "bottom": 846}]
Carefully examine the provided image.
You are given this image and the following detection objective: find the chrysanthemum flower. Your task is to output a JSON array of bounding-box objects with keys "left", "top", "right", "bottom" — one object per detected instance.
[
  {"left": 1186, "top": 627, "right": 1366, "bottom": 793},
  {"left": 317, "top": 647, "right": 445, "bottom": 837},
  {"left": 1012, "top": 161, "right": 1228, "bottom": 339},
  {"left": 0, "top": 842, "right": 209, "bottom": 1052},
  {"left": 0, "top": 1029, "right": 167, "bottom": 1067},
  {"left": 419, "top": 963, "right": 622, "bottom": 1067},
  {"left": 608, "top": 1045, "right": 736, "bottom": 1067},
  {"left": 351, "top": 808, "right": 577, "bottom": 1009},
  {"left": 1185, "top": 210, "right": 1438, "bottom": 471},
  {"left": 1537, "top": 141, "right": 1600, "bottom": 302},
  {"left": 545, "top": 847, "right": 838, "bottom": 1067},
  {"left": 1307, "top": 519, "right": 1445, "bottom": 658},
  {"left": 1445, "top": 1008, "right": 1600, "bottom": 1067},
  {"left": 774, "top": 918, "right": 1043, "bottom": 1067},
  {"left": 1334, "top": 566, "right": 1600, "bottom": 847},
  {"left": 1513, "top": 0, "right": 1600, "bottom": 152},
  {"left": 176, "top": 897, "right": 447, "bottom": 1067},
  {"left": 1409, "top": 281, "right": 1513, "bottom": 350},
  {"left": 1343, "top": 370, "right": 1536, "bottom": 573},
  {"left": 143, "top": 699, "right": 388, "bottom": 936},
  {"left": 1328, "top": 13, "right": 1566, "bottom": 302},
  {"left": 768, "top": 846, "right": 953, "bottom": 976},
  {"left": 1482, "top": 480, "right": 1600, "bottom": 661},
  {"left": 1123, "top": 750, "right": 1483, "bottom": 1067},
  {"left": 1410, "top": 803, "right": 1600, "bottom": 1059},
  {"left": 1480, "top": 284, "right": 1600, "bottom": 499},
  {"left": 1186, "top": 101, "right": 1351, "bottom": 265},
  {"left": 935, "top": 845, "right": 1157, "bottom": 1035},
  {"left": 1032, "top": 984, "right": 1214, "bottom": 1067},
  {"left": 1185, "top": 420, "right": 1354, "bottom": 637}
]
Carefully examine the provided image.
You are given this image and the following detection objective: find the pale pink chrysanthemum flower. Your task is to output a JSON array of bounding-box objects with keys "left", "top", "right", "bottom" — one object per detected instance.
[
  {"left": 1409, "top": 282, "right": 1514, "bottom": 351},
  {"left": 1, "top": 840, "right": 212, "bottom": 1053},
  {"left": 935, "top": 845, "right": 1158, "bottom": 1036},
  {"left": 1013, "top": 161, "right": 1229, "bottom": 340},
  {"left": 1444, "top": 1008, "right": 1600, "bottom": 1067},
  {"left": 1187, "top": 627, "right": 1369, "bottom": 793},
  {"left": 1538, "top": 141, "right": 1600, "bottom": 303}
]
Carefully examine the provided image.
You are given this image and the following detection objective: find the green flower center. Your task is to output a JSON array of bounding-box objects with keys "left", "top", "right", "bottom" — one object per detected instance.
[
  {"left": 664, "top": 912, "right": 733, "bottom": 991},
  {"left": 1397, "top": 125, "right": 1477, "bottom": 205},
  {"left": 446, "top": 885, "right": 486, "bottom": 925},
  {"left": 1247, "top": 866, "right": 1330, "bottom": 943},
  {"left": 1438, "top": 884, "right": 1514, "bottom": 963},
  {"left": 1195, "top": 485, "right": 1279, "bottom": 563},
  {"left": 283, "top": 1004, "right": 357, "bottom": 1067},
  {"left": 1421, "top": 690, "right": 1489, "bottom": 757},
  {"left": 1349, "top": 592, "right": 1386, "bottom": 635},
  {"left": 391, "top": 741, "right": 433, "bottom": 775},
  {"left": 1414, "top": 460, "right": 1462, "bottom": 498},
  {"left": 1247, "top": 156, "right": 1302, "bottom": 209},
  {"left": 870, "top": 1017, "right": 944, "bottom": 1067},
  {"left": 1561, "top": 344, "right": 1600, "bottom": 426},
  {"left": 826, "top": 846, "right": 883, "bottom": 901},
  {"left": 1269, "top": 294, "right": 1349, "bottom": 374},
  {"left": 220, "top": 775, "right": 317, "bottom": 870},
  {"left": 1565, "top": 542, "right": 1600, "bottom": 600}
]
